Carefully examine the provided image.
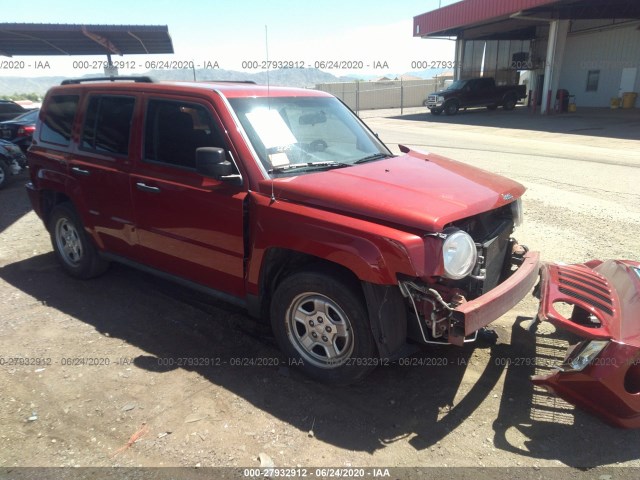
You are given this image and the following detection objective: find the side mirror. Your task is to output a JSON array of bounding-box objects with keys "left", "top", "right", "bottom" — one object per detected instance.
[{"left": 196, "top": 147, "right": 234, "bottom": 179}]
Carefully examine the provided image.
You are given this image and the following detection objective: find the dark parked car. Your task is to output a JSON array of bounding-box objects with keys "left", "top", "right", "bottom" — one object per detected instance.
[
  {"left": 425, "top": 77, "right": 527, "bottom": 115},
  {"left": 0, "top": 138, "right": 26, "bottom": 189},
  {"left": 0, "top": 99, "right": 26, "bottom": 121},
  {"left": 0, "top": 108, "right": 38, "bottom": 152}
]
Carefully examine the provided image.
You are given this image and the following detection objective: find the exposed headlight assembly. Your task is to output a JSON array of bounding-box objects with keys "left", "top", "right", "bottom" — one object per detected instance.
[
  {"left": 566, "top": 340, "right": 609, "bottom": 372},
  {"left": 441, "top": 229, "right": 477, "bottom": 280}
]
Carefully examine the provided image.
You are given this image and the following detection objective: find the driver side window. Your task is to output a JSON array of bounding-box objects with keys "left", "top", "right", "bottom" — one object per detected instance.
[{"left": 144, "top": 99, "right": 227, "bottom": 169}]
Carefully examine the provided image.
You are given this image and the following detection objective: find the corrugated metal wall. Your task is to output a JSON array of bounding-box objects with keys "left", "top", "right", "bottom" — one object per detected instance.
[{"left": 559, "top": 23, "right": 640, "bottom": 107}]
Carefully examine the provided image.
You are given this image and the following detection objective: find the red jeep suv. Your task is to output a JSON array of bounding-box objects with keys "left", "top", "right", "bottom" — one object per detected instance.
[{"left": 26, "top": 76, "right": 539, "bottom": 383}]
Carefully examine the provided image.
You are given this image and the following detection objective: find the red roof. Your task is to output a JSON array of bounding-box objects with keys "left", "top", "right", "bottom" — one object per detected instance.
[{"left": 414, "top": 0, "right": 560, "bottom": 37}]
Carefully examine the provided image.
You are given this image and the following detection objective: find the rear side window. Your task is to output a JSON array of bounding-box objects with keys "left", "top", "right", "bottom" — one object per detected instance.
[
  {"left": 81, "top": 95, "right": 135, "bottom": 155},
  {"left": 40, "top": 95, "right": 79, "bottom": 146}
]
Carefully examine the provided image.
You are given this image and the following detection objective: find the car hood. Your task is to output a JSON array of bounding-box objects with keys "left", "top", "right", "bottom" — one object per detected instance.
[
  {"left": 432, "top": 89, "right": 457, "bottom": 97},
  {"left": 260, "top": 148, "right": 525, "bottom": 232}
]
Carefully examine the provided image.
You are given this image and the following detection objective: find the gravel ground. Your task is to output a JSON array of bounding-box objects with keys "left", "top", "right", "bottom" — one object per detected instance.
[{"left": 0, "top": 106, "right": 639, "bottom": 478}]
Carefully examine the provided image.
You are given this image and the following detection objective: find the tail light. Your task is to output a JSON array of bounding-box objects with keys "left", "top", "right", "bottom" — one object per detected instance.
[{"left": 17, "top": 125, "right": 35, "bottom": 137}]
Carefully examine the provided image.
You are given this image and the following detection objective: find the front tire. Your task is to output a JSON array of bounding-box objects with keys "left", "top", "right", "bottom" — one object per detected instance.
[
  {"left": 503, "top": 95, "right": 517, "bottom": 111},
  {"left": 0, "top": 161, "right": 9, "bottom": 189},
  {"left": 270, "top": 270, "right": 378, "bottom": 384},
  {"left": 49, "top": 203, "right": 109, "bottom": 279},
  {"left": 444, "top": 100, "right": 459, "bottom": 116}
]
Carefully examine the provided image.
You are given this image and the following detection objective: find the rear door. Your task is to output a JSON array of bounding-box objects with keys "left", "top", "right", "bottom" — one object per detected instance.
[
  {"left": 130, "top": 95, "right": 246, "bottom": 298},
  {"left": 68, "top": 93, "right": 138, "bottom": 257}
]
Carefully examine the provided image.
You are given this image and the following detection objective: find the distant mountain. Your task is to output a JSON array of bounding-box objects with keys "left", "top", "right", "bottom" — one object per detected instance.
[{"left": 0, "top": 68, "right": 356, "bottom": 97}]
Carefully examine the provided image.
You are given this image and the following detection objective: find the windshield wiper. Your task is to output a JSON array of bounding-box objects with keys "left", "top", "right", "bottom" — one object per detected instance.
[
  {"left": 269, "top": 161, "right": 350, "bottom": 174},
  {"left": 354, "top": 153, "right": 393, "bottom": 164}
]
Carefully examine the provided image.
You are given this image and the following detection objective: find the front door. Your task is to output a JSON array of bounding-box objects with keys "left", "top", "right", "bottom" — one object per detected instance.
[{"left": 131, "top": 96, "right": 246, "bottom": 298}]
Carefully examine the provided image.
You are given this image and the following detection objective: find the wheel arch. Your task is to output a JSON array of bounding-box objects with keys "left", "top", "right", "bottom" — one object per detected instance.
[{"left": 256, "top": 247, "right": 410, "bottom": 360}]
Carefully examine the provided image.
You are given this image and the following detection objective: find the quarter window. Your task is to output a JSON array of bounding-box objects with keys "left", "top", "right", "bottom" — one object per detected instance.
[
  {"left": 40, "top": 95, "right": 79, "bottom": 146},
  {"left": 81, "top": 95, "right": 135, "bottom": 155}
]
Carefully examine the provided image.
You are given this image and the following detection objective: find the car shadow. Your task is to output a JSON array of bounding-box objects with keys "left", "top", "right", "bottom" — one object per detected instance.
[
  {"left": 1, "top": 254, "right": 639, "bottom": 464},
  {"left": 390, "top": 106, "right": 640, "bottom": 141},
  {"left": 492, "top": 316, "right": 640, "bottom": 467}
]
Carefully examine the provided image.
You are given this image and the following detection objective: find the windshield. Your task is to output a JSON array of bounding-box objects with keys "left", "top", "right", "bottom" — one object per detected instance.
[
  {"left": 228, "top": 96, "right": 391, "bottom": 176},
  {"left": 447, "top": 80, "right": 468, "bottom": 90}
]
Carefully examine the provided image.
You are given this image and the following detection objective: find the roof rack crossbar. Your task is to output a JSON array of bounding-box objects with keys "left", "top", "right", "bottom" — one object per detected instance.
[{"left": 61, "top": 76, "right": 154, "bottom": 85}]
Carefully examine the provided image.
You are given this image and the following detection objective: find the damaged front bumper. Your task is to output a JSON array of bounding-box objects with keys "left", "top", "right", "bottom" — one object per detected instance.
[
  {"left": 400, "top": 250, "right": 540, "bottom": 346},
  {"left": 533, "top": 259, "right": 640, "bottom": 428}
]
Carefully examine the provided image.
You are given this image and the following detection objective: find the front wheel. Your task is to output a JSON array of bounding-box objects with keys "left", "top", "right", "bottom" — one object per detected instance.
[
  {"left": 444, "top": 100, "right": 459, "bottom": 116},
  {"left": 503, "top": 96, "right": 517, "bottom": 111},
  {"left": 0, "top": 161, "right": 9, "bottom": 189},
  {"left": 49, "top": 203, "right": 109, "bottom": 279},
  {"left": 270, "top": 270, "right": 378, "bottom": 384}
]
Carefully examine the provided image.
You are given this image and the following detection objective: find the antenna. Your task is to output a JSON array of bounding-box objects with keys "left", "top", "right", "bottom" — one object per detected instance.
[
  {"left": 266, "top": 24, "right": 276, "bottom": 203},
  {"left": 265, "top": 25, "right": 270, "bottom": 105}
]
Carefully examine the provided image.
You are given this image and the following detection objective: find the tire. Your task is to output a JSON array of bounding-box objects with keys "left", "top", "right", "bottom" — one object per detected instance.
[
  {"left": 444, "top": 100, "right": 459, "bottom": 116},
  {"left": 503, "top": 95, "right": 517, "bottom": 111},
  {"left": 487, "top": 104, "right": 498, "bottom": 111},
  {"left": 0, "top": 161, "right": 9, "bottom": 190},
  {"left": 270, "top": 270, "right": 378, "bottom": 384},
  {"left": 48, "top": 203, "right": 109, "bottom": 279},
  {"left": 430, "top": 108, "right": 442, "bottom": 115}
]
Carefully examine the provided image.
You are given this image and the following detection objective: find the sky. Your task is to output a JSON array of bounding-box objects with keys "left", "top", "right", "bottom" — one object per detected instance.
[{"left": 1, "top": 0, "right": 460, "bottom": 77}]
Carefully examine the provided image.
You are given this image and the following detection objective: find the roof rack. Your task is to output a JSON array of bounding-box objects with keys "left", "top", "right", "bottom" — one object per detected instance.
[
  {"left": 201, "top": 80, "right": 257, "bottom": 84},
  {"left": 61, "top": 76, "right": 154, "bottom": 85}
]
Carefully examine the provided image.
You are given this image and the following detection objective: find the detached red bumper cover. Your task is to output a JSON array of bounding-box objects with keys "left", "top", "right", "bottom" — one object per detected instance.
[{"left": 533, "top": 259, "right": 640, "bottom": 428}]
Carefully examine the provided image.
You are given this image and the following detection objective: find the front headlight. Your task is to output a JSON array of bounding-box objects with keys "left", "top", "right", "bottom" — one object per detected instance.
[
  {"left": 437, "top": 96, "right": 445, "bottom": 102},
  {"left": 442, "top": 229, "right": 477, "bottom": 280},
  {"left": 567, "top": 340, "right": 609, "bottom": 372},
  {"left": 510, "top": 198, "right": 523, "bottom": 227}
]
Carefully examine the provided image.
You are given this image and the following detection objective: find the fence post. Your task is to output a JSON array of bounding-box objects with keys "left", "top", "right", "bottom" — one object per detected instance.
[
  {"left": 400, "top": 78, "right": 404, "bottom": 115},
  {"left": 356, "top": 80, "right": 360, "bottom": 116}
]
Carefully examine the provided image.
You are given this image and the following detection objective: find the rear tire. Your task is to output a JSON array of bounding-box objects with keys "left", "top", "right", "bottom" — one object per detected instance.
[
  {"left": 270, "top": 270, "right": 378, "bottom": 384},
  {"left": 49, "top": 203, "right": 109, "bottom": 279}
]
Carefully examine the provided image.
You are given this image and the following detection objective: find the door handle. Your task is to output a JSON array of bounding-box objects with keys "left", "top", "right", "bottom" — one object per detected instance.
[
  {"left": 136, "top": 182, "right": 161, "bottom": 193},
  {"left": 71, "top": 166, "right": 90, "bottom": 176}
]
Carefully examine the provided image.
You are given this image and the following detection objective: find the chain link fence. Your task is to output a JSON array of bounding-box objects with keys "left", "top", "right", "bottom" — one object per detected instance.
[{"left": 315, "top": 76, "right": 453, "bottom": 114}]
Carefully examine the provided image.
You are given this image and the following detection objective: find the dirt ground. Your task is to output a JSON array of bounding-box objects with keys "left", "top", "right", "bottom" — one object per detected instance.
[{"left": 1, "top": 107, "right": 639, "bottom": 476}]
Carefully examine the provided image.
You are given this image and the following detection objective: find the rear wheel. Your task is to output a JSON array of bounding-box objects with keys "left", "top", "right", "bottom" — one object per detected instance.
[
  {"left": 444, "top": 100, "right": 459, "bottom": 116},
  {"left": 271, "top": 270, "right": 378, "bottom": 384},
  {"left": 49, "top": 203, "right": 109, "bottom": 279}
]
